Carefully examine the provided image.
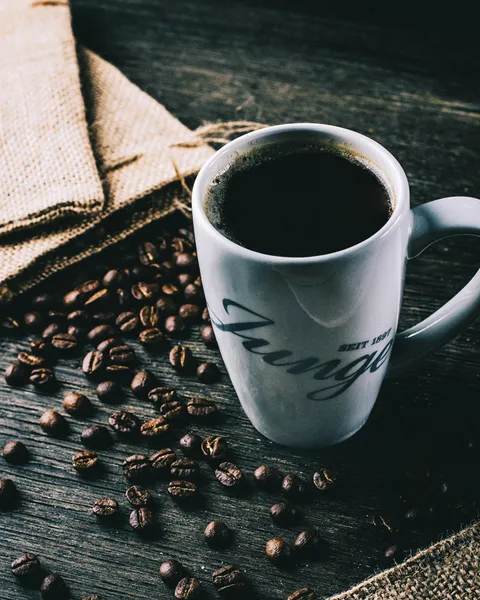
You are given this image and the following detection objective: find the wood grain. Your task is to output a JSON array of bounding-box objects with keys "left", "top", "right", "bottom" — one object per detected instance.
[{"left": 1, "top": 1, "right": 479, "bottom": 599}]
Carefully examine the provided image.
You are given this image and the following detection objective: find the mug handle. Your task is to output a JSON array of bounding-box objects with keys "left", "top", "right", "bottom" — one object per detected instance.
[{"left": 388, "top": 196, "right": 480, "bottom": 376}]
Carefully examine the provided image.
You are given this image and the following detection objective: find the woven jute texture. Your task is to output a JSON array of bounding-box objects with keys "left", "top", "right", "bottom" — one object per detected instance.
[{"left": 329, "top": 521, "right": 480, "bottom": 600}]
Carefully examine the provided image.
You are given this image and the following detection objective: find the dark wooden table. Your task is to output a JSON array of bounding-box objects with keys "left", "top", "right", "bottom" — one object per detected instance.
[{"left": 1, "top": 1, "right": 479, "bottom": 599}]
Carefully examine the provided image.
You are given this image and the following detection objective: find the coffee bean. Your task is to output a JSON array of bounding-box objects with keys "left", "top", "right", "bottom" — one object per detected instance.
[
  {"left": 172, "top": 235, "right": 194, "bottom": 255},
  {"left": 67, "top": 310, "right": 90, "bottom": 326},
  {"left": 30, "top": 338, "right": 50, "bottom": 356},
  {"left": 109, "top": 344, "right": 136, "bottom": 366},
  {"left": 116, "top": 311, "right": 140, "bottom": 334},
  {"left": 87, "top": 324, "right": 115, "bottom": 344},
  {"left": 2, "top": 440, "right": 29, "bottom": 464},
  {"left": 0, "top": 478, "right": 18, "bottom": 509},
  {"left": 384, "top": 544, "right": 401, "bottom": 560},
  {"left": 270, "top": 502, "right": 302, "bottom": 526},
  {"left": 200, "top": 324, "right": 217, "bottom": 347},
  {"left": 68, "top": 325, "right": 86, "bottom": 340},
  {"left": 40, "top": 573, "right": 69, "bottom": 599},
  {"left": 282, "top": 474, "right": 308, "bottom": 501},
  {"left": 123, "top": 455, "right": 150, "bottom": 481},
  {"left": 175, "top": 577, "right": 201, "bottom": 600},
  {"left": 288, "top": 588, "right": 316, "bottom": 600},
  {"left": 74, "top": 279, "right": 101, "bottom": 297},
  {"left": 215, "top": 462, "right": 243, "bottom": 488},
  {"left": 32, "top": 293, "right": 56, "bottom": 311},
  {"left": 197, "top": 362, "right": 221, "bottom": 383},
  {"left": 105, "top": 364, "right": 133, "bottom": 381},
  {"left": 183, "top": 283, "right": 203, "bottom": 304},
  {"left": 177, "top": 273, "right": 195, "bottom": 288},
  {"left": 139, "top": 305, "right": 162, "bottom": 328},
  {"left": 179, "top": 433, "right": 203, "bottom": 456},
  {"left": 125, "top": 485, "right": 152, "bottom": 507},
  {"left": 169, "top": 345, "right": 194, "bottom": 372},
  {"left": 132, "top": 282, "right": 160, "bottom": 302},
  {"left": 178, "top": 304, "right": 202, "bottom": 322},
  {"left": 108, "top": 410, "right": 140, "bottom": 436},
  {"left": 96, "top": 380, "right": 122, "bottom": 404},
  {"left": 97, "top": 337, "right": 120, "bottom": 353},
  {"left": 102, "top": 269, "right": 125, "bottom": 289},
  {"left": 138, "top": 241, "right": 162, "bottom": 266},
  {"left": 204, "top": 521, "right": 231, "bottom": 548},
  {"left": 265, "top": 538, "right": 292, "bottom": 566},
  {"left": 175, "top": 253, "right": 198, "bottom": 274},
  {"left": 42, "top": 323, "right": 63, "bottom": 341},
  {"left": 162, "top": 283, "right": 181, "bottom": 299},
  {"left": 253, "top": 465, "right": 283, "bottom": 491},
  {"left": 72, "top": 450, "right": 99, "bottom": 472},
  {"left": 170, "top": 459, "right": 200, "bottom": 481},
  {"left": 63, "top": 392, "right": 93, "bottom": 417},
  {"left": 4, "top": 363, "right": 29, "bottom": 386},
  {"left": 159, "top": 400, "right": 186, "bottom": 423},
  {"left": 115, "top": 288, "right": 131, "bottom": 309},
  {"left": 39, "top": 410, "right": 67, "bottom": 437},
  {"left": 84, "top": 288, "right": 111, "bottom": 311},
  {"left": 148, "top": 386, "right": 177, "bottom": 406},
  {"left": 81, "top": 425, "right": 111, "bottom": 449},
  {"left": 165, "top": 315, "right": 186, "bottom": 335},
  {"left": 156, "top": 296, "right": 177, "bottom": 315},
  {"left": 139, "top": 327, "right": 165, "bottom": 346},
  {"left": 18, "top": 351, "right": 47, "bottom": 369},
  {"left": 159, "top": 559, "right": 186, "bottom": 588},
  {"left": 150, "top": 448, "right": 177, "bottom": 472},
  {"left": 201, "top": 436, "right": 228, "bottom": 461},
  {"left": 30, "top": 367, "right": 56, "bottom": 389},
  {"left": 187, "top": 397, "right": 217, "bottom": 419},
  {"left": 129, "top": 507, "right": 154, "bottom": 532},
  {"left": 92, "top": 498, "right": 118, "bottom": 518},
  {"left": 202, "top": 307, "right": 210, "bottom": 322},
  {"left": 313, "top": 468, "right": 337, "bottom": 492},
  {"left": 212, "top": 565, "right": 244, "bottom": 590},
  {"left": 11, "top": 553, "right": 41, "bottom": 578},
  {"left": 82, "top": 351, "right": 105, "bottom": 379},
  {"left": 23, "top": 311, "right": 44, "bottom": 331},
  {"left": 294, "top": 529, "right": 328, "bottom": 559},
  {"left": 140, "top": 417, "right": 170, "bottom": 440},
  {"left": 131, "top": 370, "right": 157, "bottom": 399},
  {"left": 51, "top": 332, "right": 78, "bottom": 353},
  {"left": 177, "top": 227, "right": 195, "bottom": 243},
  {"left": 168, "top": 480, "right": 198, "bottom": 501}
]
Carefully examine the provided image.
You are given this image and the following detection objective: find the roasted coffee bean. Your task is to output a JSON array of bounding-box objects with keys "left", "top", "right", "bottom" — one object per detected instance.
[
  {"left": 23, "top": 311, "right": 44, "bottom": 331},
  {"left": 175, "top": 577, "right": 201, "bottom": 600},
  {"left": 132, "top": 282, "right": 160, "bottom": 302},
  {"left": 96, "top": 380, "right": 122, "bottom": 403},
  {"left": 32, "top": 293, "right": 56, "bottom": 311},
  {"left": 148, "top": 386, "right": 178, "bottom": 406},
  {"left": 201, "top": 436, "right": 228, "bottom": 461},
  {"left": 170, "top": 459, "right": 200, "bottom": 481},
  {"left": 123, "top": 455, "right": 150, "bottom": 481},
  {"left": 130, "top": 370, "right": 156, "bottom": 399},
  {"left": 171, "top": 235, "right": 193, "bottom": 255},
  {"left": 194, "top": 276, "right": 202, "bottom": 287},
  {"left": 82, "top": 351, "right": 105, "bottom": 379},
  {"left": 63, "top": 392, "right": 93, "bottom": 417},
  {"left": 265, "top": 538, "right": 292, "bottom": 566},
  {"left": 92, "top": 498, "right": 118, "bottom": 517},
  {"left": 2, "top": 440, "right": 29, "bottom": 464},
  {"left": 109, "top": 344, "right": 137, "bottom": 367},
  {"left": 187, "top": 397, "right": 217, "bottom": 419},
  {"left": 168, "top": 480, "right": 198, "bottom": 501},
  {"left": 178, "top": 304, "right": 202, "bottom": 322},
  {"left": 139, "top": 327, "right": 165, "bottom": 346},
  {"left": 51, "top": 332, "right": 78, "bottom": 353},
  {"left": 175, "top": 252, "right": 198, "bottom": 274},
  {"left": 63, "top": 290, "right": 86, "bottom": 310},
  {"left": 150, "top": 448, "right": 177, "bottom": 472},
  {"left": 183, "top": 283, "right": 203, "bottom": 304},
  {"left": 200, "top": 324, "right": 217, "bottom": 347},
  {"left": 204, "top": 520, "right": 231, "bottom": 548},
  {"left": 84, "top": 288, "right": 111, "bottom": 310},
  {"left": 282, "top": 474, "right": 308, "bottom": 501},
  {"left": 72, "top": 450, "right": 98, "bottom": 472},
  {"left": 11, "top": 553, "right": 41, "bottom": 578},
  {"left": 29, "top": 368, "right": 56, "bottom": 390},
  {"left": 67, "top": 310, "right": 90, "bottom": 326},
  {"left": 384, "top": 544, "right": 401, "bottom": 560},
  {"left": 159, "top": 400, "right": 186, "bottom": 423},
  {"left": 0, "top": 478, "right": 17, "bottom": 509},
  {"left": 18, "top": 351, "right": 47, "bottom": 370},
  {"left": 159, "top": 559, "right": 186, "bottom": 588},
  {"left": 313, "top": 468, "right": 337, "bottom": 492},
  {"left": 129, "top": 507, "right": 154, "bottom": 532},
  {"left": 97, "top": 337, "right": 120, "bottom": 353},
  {"left": 162, "top": 283, "right": 181, "bottom": 299},
  {"left": 102, "top": 269, "right": 125, "bottom": 289},
  {"left": 81, "top": 425, "right": 111, "bottom": 449},
  {"left": 212, "top": 565, "right": 244, "bottom": 590},
  {"left": 156, "top": 296, "right": 177, "bottom": 316},
  {"left": 105, "top": 364, "right": 133, "bottom": 382},
  {"left": 177, "top": 273, "right": 195, "bottom": 288},
  {"left": 74, "top": 279, "right": 101, "bottom": 296},
  {"left": 294, "top": 529, "right": 328, "bottom": 559},
  {"left": 68, "top": 325, "right": 86, "bottom": 340},
  {"left": 202, "top": 307, "right": 210, "bottom": 322},
  {"left": 197, "top": 362, "right": 221, "bottom": 383},
  {"left": 116, "top": 311, "right": 140, "bottom": 334},
  {"left": 91, "top": 311, "right": 116, "bottom": 325},
  {"left": 87, "top": 324, "right": 115, "bottom": 344},
  {"left": 115, "top": 287, "right": 131, "bottom": 309},
  {"left": 165, "top": 315, "right": 186, "bottom": 335},
  {"left": 288, "top": 588, "right": 316, "bottom": 600},
  {"left": 30, "top": 337, "right": 50, "bottom": 356},
  {"left": 4, "top": 363, "right": 29, "bottom": 386},
  {"left": 108, "top": 410, "right": 141, "bottom": 436},
  {"left": 270, "top": 502, "right": 302, "bottom": 527},
  {"left": 169, "top": 345, "right": 194, "bottom": 372},
  {"left": 1, "top": 315, "right": 20, "bottom": 330},
  {"left": 39, "top": 410, "right": 67, "bottom": 436},
  {"left": 253, "top": 465, "right": 283, "bottom": 491},
  {"left": 42, "top": 323, "right": 63, "bottom": 341},
  {"left": 140, "top": 417, "right": 170, "bottom": 440},
  {"left": 40, "top": 573, "right": 69, "bottom": 599},
  {"left": 180, "top": 433, "right": 203, "bottom": 456},
  {"left": 215, "top": 462, "right": 243, "bottom": 488},
  {"left": 125, "top": 485, "right": 152, "bottom": 507},
  {"left": 138, "top": 241, "right": 161, "bottom": 266},
  {"left": 139, "top": 305, "right": 162, "bottom": 328}
]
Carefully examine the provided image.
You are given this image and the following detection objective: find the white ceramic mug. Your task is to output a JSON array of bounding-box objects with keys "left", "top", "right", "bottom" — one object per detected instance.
[{"left": 192, "top": 124, "right": 480, "bottom": 448}]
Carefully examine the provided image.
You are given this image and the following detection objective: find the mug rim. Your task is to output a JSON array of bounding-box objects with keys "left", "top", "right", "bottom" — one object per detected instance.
[{"left": 192, "top": 123, "right": 410, "bottom": 264}]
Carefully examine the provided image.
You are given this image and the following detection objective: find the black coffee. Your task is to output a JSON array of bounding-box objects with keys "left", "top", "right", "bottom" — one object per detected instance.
[{"left": 205, "top": 143, "right": 393, "bottom": 257}]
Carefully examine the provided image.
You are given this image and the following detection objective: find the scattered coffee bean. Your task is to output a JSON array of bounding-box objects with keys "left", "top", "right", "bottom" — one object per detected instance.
[
  {"left": 139, "top": 305, "right": 162, "bottom": 328},
  {"left": 82, "top": 350, "right": 105, "bottom": 379},
  {"left": 123, "top": 454, "right": 150, "bottom": 481},
  {"left": 87, "top": 324, "right": 115, "bottom": 344},
  {"left": 40, "top": 573, "right": 69, "bottom": 600},
  {"left": 170, "top": 459, "right": 200, "bottom": 481},
  {"left": 92, "top": 498, "right": 118, "bottom": 518},
  {"left": 168, "top": 480, "right": 198, "bottom": 501},
  {"left": 172, "top": 236, "right": 193, "bottom": 255},
  {"left": 131, "top": 370, "right": 157, "bottom": 398},
  {"left": 129, "top": 507, "right": 154, "bottom": 532},
  {"left": 169, "top": 345, "right": 194, "bottom": 372},
  {"left": 126, "top": 485, "right": 152, "bottom": 508},
  {"left": 202, "top": 307, "right": 210, "bottom": 321},
  {"left": 97, "top": 337, "right": 120, "bottom": 353},
  {"left": 109, "top": 344, "right": 136, "bottom": 366},
  {"left": 270, "top": 502, "right": 302, "bottom": 527},
  {"left": 84, "top": 289, "right": 111, "bottom": 311},
  {"left": 177, "top": 227, "right": 195, "bottom": 243},
  {"left": 39, "top": 410, "right": 67, "bottom": 437},
  {"left": 187, "top": 397, "right": 217, "bottom": 419},
  {"left": 313, "top": 468, "right": 337, "bottom": 492},
  {"left": 4, "top": 363, "right": 29, "bottom": 386},
  {"left": 179, "top": 433, "right": 203, "bottom": 456},
  {"left": 139, "top": 327, "right": 165, "bottom": 346},
  {"left": 265, "top": 537, "right": 292, "bottom": 566},
  {"left": 81, "top": 425, "right": 111, "bottom": 449},
  {"left": 156, "top": 296, "right": 177, "bottom": 315},
  {"left": 215, "top": 462, "right": 243, "bottom": 488},
  {"left": 103, "top": 269, "right": 125, "bottom": 289},
  {"left": 108, "top": 410, "right": 140, "bottom": 436},
  {"left": 201, "top": 435, "right": 228, "bottom": 461},
  {"left": 140, "top": 417, "right": 170, "bottom": 440},
  {"left": 177, "top": 273, "right": 195, "bottom": 288},
  {"left": 175, "top": 252, "right": 198, "bottom": 273},
  {"left": 294, "top": 529, "right": 328, "bottom": 559},
  {"left": 30, "top": 337, "right": 50, "bottom": 356},
  {"left": 67, "top": 309, "right": 90, "bottom": 326},
  {"left": 183, "top": 283, "right": 203, "bottom": 304},
  {"left": 162, "top": 283, "right": 181, "bottom": 299},
  {"left": 30, "top": 367, "right": 56, "bottom": 389},
  {"left": 138, "top": 241, "right": 162, "bottom": 266},
  {"left": 2, "top": 440, "right": 29, "bottom": 464},
  {"left": 23, "top": 311, "right": 44, "bottom": 331},
  {"left": 105, "top": 364, "right": 133, "bottom": 381},
  {"left": 148, "top": 386, "right": 177, "bottom": 406},
  {"left": 72, "top": 450, "right": 98, "bottom": 472},
  {"left": 96, "top": 380, "right": 122, "bottom": 404},
  {"left": 67, "top": 325, "right": 86, "bottom": 340},
  {"left": 204, "top": 520, "right": 231, "bottom": 548},
  {"left": 282, "top": 474, "right": 308, "bottom": 501},
  {"left": 150, "top": 448, "right": 177, "bottom": 472},
  {"left": 18, "top": 351, "right": 47, "bottom": 369},
  {"left": 51, "top": 332, "right": 78, "bottom": 353},
  {"left": 200, "top": 323, "right": 217, "bottom": 346},
  {"left": 11, "top": 553, "right": 41, "bottom": 578},
  {"left": 32, "top": 293, "right": 56, "bottom": 311},
  {"left": 288, "top": 588, "right": 316, "bottom": 600},
  {"left": 159, "top": 400, "right": 186, "bottom": 423},
  {"left": 63, "top": 392, "right": 93, "bottom": 416},
  {"left": 165, "top": 315, "right": 186, "bottom": 335},
  {"left": 175, "top": 577, "right": 201, "bottom": 600},
  {"left": 212, "top": 565, "right": 245, "bottom": 591},
  {"left": 1, "top": 316, "right": 20, "bottom": 330},
  {"left": 0, "top": 478, "right": 18, "bottom": 509},
  {"left": 116, "top": 311, "right": 140, "bottom": 334},
  {"left": 178, "top": 304, "right": 202, "bottom": 322},
  {"left": 196, "top": 362, "right": 220, "bottom": 383},
  {"left": 42, "top": 323, "right": 62, "bottom": 341},
  {"left": 159, "top": 559, "right": 186, "bottom": 588},
  {"left": 253, "top": 465, "right": 283, "bottom": 491}
]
